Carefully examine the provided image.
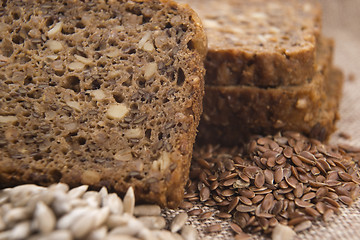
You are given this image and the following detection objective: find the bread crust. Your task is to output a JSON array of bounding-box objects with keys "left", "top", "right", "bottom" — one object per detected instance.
[
  {"left": 197, "top": 38, "right": 343, "bottom": 146},
  {"left": 179, "top": 0, "right": 322, "bottom": 87}
]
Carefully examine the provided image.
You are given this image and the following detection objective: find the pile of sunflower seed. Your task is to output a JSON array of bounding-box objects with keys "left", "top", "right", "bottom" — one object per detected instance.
[
  {"left": 0, "top": 183, "right": 197, "bottom": 240},
  {"left": 183, "top": 131, "right": 360, "bottom": 237}
]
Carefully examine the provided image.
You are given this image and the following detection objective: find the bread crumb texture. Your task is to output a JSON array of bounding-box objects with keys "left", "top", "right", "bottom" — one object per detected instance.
[{"left": 0, "top": 0, "right": 206, "bottom": 208}]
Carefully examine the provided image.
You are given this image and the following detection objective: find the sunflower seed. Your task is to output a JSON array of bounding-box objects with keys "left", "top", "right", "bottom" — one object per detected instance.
[
  {"left": 272, "top": 223, "right": 296, "bottom": 240},
  {"left": 9, "top": 221, "right": 31, "bottom": 239},
  {"left": 34, "top": 201, "right": 56, "bottom": 234},
  {"left": 152, "top": 230, "right": 179, "bottom": 240},
  {"left": 0, "top": 183, "right": 186, "bottom": 240},
  {"left": 57, "top": 207, "right": 89, "bottom": 230},
  {"left": 105, "top": 193, "right": 124, "bottom": 215},
  {"left": 171, "top": 212, "right": 188, "bottom": 233},
  {"left": 71, "top": 210, "right": 97, "bottom": 239},
  {"left": 136, "top": 216, "right": 166, "bottom": 230},
  {"left": 181, "top": 225, "right": 198, "bottom": 240},
  {"left": 134, "top": 205, "right": 161, "bottom": 216},
  {"left": 4, "top": 207, "right": 28, "bottom": 224},
  {"left": 123, "top": 187, "right": 135, "bottom": 215},
  {"left": 68, "top": 185, "right": 89, "bottom": 199}
]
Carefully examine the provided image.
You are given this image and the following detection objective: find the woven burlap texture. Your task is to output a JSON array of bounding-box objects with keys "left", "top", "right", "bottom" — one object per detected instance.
[{"left": 169, "top": 1, "right": 360, "bottom": 239}]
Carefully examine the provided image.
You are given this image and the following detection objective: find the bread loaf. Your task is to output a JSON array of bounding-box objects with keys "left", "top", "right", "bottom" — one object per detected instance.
[
  {"left": 197, "top": 38, "right": 343, "bottom": 146},
  {"left": 0, "top": 0, "right": 207, "bottom": 208},
  {"left": 178, "top": 0, "right": 322, "bottom": 87}
]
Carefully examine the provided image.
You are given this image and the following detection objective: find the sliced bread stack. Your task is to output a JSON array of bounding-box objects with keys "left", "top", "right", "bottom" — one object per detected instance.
[
  {"left": 180, "top": 0, "right": 344, "bottom": 146},
  {"left": 0, "top": 0, "right": 207, "bottom": 208}
]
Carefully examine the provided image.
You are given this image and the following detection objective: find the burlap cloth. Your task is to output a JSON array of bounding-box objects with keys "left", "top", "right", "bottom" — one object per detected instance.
[{"left": 169, "top": 1, "right": 360, "bottom": 239}]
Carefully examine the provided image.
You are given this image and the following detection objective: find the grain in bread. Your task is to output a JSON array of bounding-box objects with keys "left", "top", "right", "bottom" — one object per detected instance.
[
  {"left": 196, "top": 38, "right": 343, "bottom": 146},
  {"left": 179, "top": 0, "right": 322, "bottom": 87},
  {"left": 0, "top": 0, "right": 207, "bottom": 208}
]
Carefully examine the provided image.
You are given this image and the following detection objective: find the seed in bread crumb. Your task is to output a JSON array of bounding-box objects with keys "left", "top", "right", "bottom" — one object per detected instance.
[
  {"left": 47, "top": 40, "right": 64, "bottom": 52},
  {"left": 152, "top": 152, "right": 171, "bottom": 171},
  {"left": 125, "top": 128, "right": 143, "bottom": 139},
  {"left": 106, "top": 104, "right": 129, "bottom": 120},
  {"left": 75, "top": 55, "right": 93, "bottom": 65},
  {"left": 68, "top": 62, "right": 85, "bottom": 71},
  {"left": 0, "top": 116, "right": 18, "bottom": 123},
  {"left": 296, "top": 98, "right": 307, "bottom": 109},
  {"left": 89, "top": 89, "right": 106, "bottom": 101},
  {"left": 66, "top": 101, "right": 81, "bottom": 111},
  {"left": 143, "top": 62, "right": 158, "bottom": 80},
  {"left": 47, "top": 22, "right": 63, "bottom": 37}
]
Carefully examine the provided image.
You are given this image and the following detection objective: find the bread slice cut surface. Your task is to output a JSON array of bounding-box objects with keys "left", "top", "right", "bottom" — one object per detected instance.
[
  {"left": 179, "top": 0, "right": 322, "bottom": 87},
  {"left": 0, "top": 0, "right": 207, "bottom": 208}
]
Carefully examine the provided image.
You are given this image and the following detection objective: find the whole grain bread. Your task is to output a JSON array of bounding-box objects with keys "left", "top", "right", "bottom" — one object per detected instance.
[
  {"left": 0, "top": 0, "right": 207, "bottom": 208},
  {"left": 196, "top": 38, "right": 343, "bottom": 146},
  {"left": 179, "top": 0, "right": 322, "bottom": 87}
]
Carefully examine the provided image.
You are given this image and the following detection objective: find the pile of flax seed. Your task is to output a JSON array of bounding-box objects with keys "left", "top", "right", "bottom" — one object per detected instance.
[{"left": 181, "top": 131, "right": 360, "bottom": 239}]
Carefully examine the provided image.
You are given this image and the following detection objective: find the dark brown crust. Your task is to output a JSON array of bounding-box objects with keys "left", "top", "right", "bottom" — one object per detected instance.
[
  {"left": 196, "top": 38, "right": 343, "bottom": 146},
  {"left": 205, "top": 46, "right": 315, "bottom": 87},
  {"left": 0, "top": 0, "right": 206, "bottom": 208}
]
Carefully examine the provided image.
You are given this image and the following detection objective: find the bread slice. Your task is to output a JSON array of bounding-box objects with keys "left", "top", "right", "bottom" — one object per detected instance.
[
  {"left": 0, "top": 0, "right": 207, "bottom": 208},
  {"left": 178, "top": 0, "right": 322, "bottom": 87},
  {"left": 196, "top": 38, "right": 343, "bottom": 146}
]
